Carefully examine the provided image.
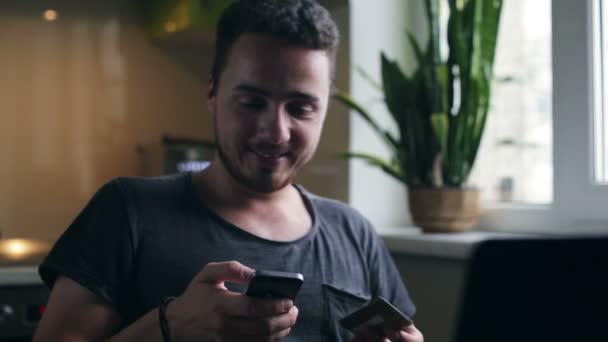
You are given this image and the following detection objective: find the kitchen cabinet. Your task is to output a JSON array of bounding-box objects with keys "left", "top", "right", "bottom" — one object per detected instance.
[{"left": 145, "top": 0, "right": 233, "bottom": 43}]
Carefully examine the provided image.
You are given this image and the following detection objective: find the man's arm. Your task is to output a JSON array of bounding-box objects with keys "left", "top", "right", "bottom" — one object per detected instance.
[
  {"left": 34, "top": 262, "right": 298, "bottom": 342},
  {"left": 33, "top": 276, "right": 124, "bottom": 341},
  {"left": 34, "top": 276, "right": 182, "bottom": 342}
]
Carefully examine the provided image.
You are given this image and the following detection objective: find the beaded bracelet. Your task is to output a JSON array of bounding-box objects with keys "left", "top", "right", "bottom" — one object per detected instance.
[{"left": 159, "top": 296, "right": 176, "bottom": 342}]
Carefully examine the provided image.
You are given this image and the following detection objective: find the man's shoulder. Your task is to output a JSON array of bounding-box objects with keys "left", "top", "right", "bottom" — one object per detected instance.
[
  {"left": 89, "top": 173, "right": 194, "bottom": 214},
  {"left": 303, "top": 188, "right": 355, "bottom": 212},
  {"left": 299, "top": 186, "right": 373, "bottom": 230},
  {"left": 110, "top": 173, "right": 191, "bottom": 198}
]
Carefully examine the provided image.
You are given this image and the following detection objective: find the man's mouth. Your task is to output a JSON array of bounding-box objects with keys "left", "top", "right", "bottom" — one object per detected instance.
[{"left": 249, "top": 148, "right": 289, "bottom": 160}]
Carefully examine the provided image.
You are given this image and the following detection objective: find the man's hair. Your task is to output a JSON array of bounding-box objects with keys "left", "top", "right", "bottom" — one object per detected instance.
[{"left": 210, "top": 0, "right": 340, "bottom": 87}]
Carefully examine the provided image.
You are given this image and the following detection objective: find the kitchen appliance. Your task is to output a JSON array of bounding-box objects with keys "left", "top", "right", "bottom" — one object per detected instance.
[
  {"left": 138, "top": 135, "right": 215, "bottom": 177},
  {"left": 0, "top": 239, "right": 50, "bottom": 341}
]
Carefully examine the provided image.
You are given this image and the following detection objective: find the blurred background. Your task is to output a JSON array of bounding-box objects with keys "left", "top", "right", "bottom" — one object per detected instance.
[{"left": 0, "top": 0, "right": 351, "bottom": 243}]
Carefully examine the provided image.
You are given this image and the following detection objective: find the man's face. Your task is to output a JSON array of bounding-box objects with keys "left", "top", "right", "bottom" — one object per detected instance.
[{"left": 208, "top": 34, "right": 331, "bottom": 193}]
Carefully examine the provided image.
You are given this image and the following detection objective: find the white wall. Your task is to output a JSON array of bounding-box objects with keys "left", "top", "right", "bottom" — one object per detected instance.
[{"left": 348, "top": 0, "right": 425, "bottom": 229}]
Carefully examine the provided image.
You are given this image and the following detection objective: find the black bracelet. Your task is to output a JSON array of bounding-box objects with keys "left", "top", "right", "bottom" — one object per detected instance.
[{"left": 159, "top": 296, "right": 176, "bottom": 342}]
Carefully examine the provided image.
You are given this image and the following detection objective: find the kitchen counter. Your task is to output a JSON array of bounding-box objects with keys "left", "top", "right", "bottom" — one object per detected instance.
[{"left": 0, "top": 266, "right": 42, "bottom": 286}]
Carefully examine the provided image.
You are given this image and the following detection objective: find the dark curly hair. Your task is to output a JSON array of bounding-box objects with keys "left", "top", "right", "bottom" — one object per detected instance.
[{"left": 210, "top": 0, "right": 340, "bottom": 90}]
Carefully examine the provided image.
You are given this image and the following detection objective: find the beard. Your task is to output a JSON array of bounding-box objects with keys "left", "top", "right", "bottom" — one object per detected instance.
[
  {"left": 214, "top": 119, "right": 305, "bottom": 193},
  {"left": 215, "top": 141, "right": 295, "bottom": 193}
]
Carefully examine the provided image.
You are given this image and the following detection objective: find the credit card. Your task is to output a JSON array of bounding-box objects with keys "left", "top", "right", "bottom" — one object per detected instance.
[{"left": 339, "top": 297, "right": 413, "bottom": 333}]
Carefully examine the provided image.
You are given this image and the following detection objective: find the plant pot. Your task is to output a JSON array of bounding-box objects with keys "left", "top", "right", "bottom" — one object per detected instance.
[{"left": 408, "top": 187, "right": 481, "bottom": 233}]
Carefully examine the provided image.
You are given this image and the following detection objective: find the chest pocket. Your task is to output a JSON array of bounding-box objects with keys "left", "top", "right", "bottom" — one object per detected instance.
[{"left": 322, "top": 283, "right": 371, "bottom": 342}]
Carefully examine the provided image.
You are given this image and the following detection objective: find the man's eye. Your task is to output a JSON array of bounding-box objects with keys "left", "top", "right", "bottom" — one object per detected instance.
[
  {"left": 287, "top": 103, "right": 315, "bottom": 117},
  {"left": 237, "top": 98, "right": 266, "bottom": 111}
]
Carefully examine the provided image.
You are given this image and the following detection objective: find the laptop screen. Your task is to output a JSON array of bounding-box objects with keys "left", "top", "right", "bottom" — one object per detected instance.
[{"left": 453, "top": 236, "right": 608, "bottom": 342}]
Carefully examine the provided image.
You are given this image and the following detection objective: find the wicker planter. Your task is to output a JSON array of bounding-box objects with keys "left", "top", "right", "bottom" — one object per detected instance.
[{"left": 408, "top": 188, "right": 481, "bottom": 233}]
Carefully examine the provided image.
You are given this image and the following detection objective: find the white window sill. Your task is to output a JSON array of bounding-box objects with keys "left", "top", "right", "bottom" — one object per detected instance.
[{"left": 379, "top": 226, "right": 537, "bottom": 260}]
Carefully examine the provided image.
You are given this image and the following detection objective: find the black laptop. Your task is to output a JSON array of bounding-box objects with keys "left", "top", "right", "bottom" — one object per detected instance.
[{"left": 453, "top": 236, "right": 608, "bottom": 342}]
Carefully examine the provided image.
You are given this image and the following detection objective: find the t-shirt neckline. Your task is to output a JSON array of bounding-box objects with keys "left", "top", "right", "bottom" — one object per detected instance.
[{"left": 184, "top": 171, "right": 319, "bottom": 246}]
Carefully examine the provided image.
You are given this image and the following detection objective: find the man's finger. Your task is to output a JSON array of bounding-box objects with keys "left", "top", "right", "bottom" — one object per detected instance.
[
  {"left": 218, "top": 293, "right": 294, "bottom": 317},
  {"left": 388, "top": 330, "right": 404, "bottom": 341},
  {"left": 223, "top": 306, "right": 298, "bottom": 335},
  {"left": 197, "top": 261, "right": 255, "bottom": 285},
  {"left": 397, "top": 324, "right": 424, "bottom": 342},
  {"left": 221, "top": 327, "right": 292, "bottom": 342},
  {"left": 271, "top": 326, "right": 292, "bottom": 341}
]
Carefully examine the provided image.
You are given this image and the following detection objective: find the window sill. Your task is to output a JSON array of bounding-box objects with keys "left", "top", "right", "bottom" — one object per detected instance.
[{"left": 379, "top": 226, "right": 535, "bottom": 260}]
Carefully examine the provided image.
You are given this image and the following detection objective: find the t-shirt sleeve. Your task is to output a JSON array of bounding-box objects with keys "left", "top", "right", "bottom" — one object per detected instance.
[
  {"left": 368, "top": 228, "right": 417, "bottom": 318},
  {"left": 38, "top": 179, "right": 134, "bottom": 309}
]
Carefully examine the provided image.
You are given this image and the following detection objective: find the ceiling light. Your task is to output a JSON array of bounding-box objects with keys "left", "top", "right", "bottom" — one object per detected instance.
[{"left": 43, "top": 9, "right": 58, "bottom": 22}]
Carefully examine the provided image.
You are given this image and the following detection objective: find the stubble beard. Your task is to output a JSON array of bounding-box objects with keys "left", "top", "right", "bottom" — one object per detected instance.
[
  {"left": 216, "top": 142, "right": 293, "bottom": 193},
  {"left": 214, "top": 123, "right": 300, "bottom": 194}
]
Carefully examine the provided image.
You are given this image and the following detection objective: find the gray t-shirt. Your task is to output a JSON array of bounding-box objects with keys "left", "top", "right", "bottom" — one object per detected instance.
[{"left": 39, "top": 172, "right": 415, "bottom": 341}]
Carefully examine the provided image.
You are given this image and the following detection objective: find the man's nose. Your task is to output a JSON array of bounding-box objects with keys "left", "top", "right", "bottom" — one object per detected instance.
[{"left": 258, "top": 107, "right": 290, "bottom": 144}]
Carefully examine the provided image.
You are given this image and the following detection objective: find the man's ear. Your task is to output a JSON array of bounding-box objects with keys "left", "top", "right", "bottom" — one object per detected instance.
[{"left": 207, "top": 76, "right": 217, "bottom": 114}]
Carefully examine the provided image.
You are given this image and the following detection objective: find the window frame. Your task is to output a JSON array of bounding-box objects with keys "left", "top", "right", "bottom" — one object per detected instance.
[{"left": 594, "top": 0, "right": 608, "bottom": 184}]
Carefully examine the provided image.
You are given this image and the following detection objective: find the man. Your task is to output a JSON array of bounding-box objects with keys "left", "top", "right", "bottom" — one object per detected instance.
[{"left": 34, "top": 0, "right": 423, "bottom": 341}]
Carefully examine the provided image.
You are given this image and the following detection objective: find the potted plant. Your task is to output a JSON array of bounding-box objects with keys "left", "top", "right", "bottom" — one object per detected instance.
[{"left": 333, "top": 0, "right": 503, "bottom": 232}]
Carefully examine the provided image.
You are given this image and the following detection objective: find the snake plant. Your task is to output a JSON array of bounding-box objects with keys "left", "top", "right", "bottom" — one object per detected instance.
[{"left": 334, "top": 0, "right": 502, "bottom": 188}]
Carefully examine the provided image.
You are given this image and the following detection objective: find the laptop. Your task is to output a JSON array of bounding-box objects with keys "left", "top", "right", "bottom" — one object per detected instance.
[{"left": 453, "top": 236, "right": 608, "bottom": 342}]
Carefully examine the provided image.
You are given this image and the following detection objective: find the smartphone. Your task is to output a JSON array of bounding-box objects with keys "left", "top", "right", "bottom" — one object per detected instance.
[
  {"left": 339, "top": 297, "right": 413, "bottom": 334},
  {"left": 243, "top": 270, "right": 304, "bottom": 300}
]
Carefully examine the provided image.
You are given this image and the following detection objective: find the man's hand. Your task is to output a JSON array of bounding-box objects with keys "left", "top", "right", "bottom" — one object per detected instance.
[
  {"left": 167, "top": 261, "right": 299, "bottom": 341},
  {"left": 351, "top": 324, "right": 424, "bottom": 342}
]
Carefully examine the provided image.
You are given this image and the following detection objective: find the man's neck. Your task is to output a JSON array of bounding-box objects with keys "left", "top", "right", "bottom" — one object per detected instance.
[
  {"left": 197, "top": 160, "right": 295, "bottom": 209},
  {"left": 192, "top": 160, "right": 312, "bottom": 242}
]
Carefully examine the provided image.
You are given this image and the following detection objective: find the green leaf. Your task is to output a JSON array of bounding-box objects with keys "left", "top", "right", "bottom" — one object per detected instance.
[
  {"left": 431, "top": 112, "right": 448, "bottom": 154},
  {"left": 475, "top": 0, "right": 503, "bottom": 75},
  {"left": 424, "top": 0, "right": 441, "bottom": 66},
  {"left": 407, "top": 33, "right": 426, "bottom": 68},
  {"left": 380, "top": 53, "right": 419, "bottom": 183},
  {"left": 382, "top": 52, "right": 443, "bottom": 187},
  {"left": 445, "top": 0, "right": 470, "bottom": 185},
  {"left": 459, "top": 0, "right": 502, "bottom": 183},
  {"left": 341, "top": 152, "right": 406, "bottom": 186},
  {"left": 355, "top": 66, "right": 383, "bottom": 92},
  {"left": 380, "top": 53, "right": 413, "bottom": 127},
  {"left": 444, "top": 0, "right": 502, "bottom": 185},
  {"left": 332, "top": 90, "right": 400, "bottom": 153},
  {"left": 466, "top": 63, "right": 492, "bottom": 179},
  {"left": 436, "top": 63, "right": 450, "bottom": 115}
]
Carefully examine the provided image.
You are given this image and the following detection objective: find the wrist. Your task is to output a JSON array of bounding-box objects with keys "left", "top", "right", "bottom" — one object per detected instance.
[
  {"left": 166, "top": 296, "right": 189, "bottom": 342},
  {"left": 159, "top": 297, "right": 177, "bottom": 342}
]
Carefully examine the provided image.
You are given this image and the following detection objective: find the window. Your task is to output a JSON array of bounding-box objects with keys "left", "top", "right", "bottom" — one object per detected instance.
[
  {"left": 479, "top": 0, "right": 608, "bottom": 233},
  {"left": 470, "top": 0, "right": 553, "bottom": 205},
  {"left": 348, "top": 0, "right": 608, "bottom": 233}
]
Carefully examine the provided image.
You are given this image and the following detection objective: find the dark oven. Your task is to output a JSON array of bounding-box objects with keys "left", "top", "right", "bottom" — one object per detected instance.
[{"left": 0, "top": 239, "right": 50, "bottom": 341}]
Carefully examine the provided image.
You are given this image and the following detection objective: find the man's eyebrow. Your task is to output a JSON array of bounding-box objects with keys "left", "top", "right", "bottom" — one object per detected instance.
[
  {"left": 234, "top": 84, "right": 320, "bottom": 103},
  {"left": 234, "top": 84, "right": 271, "bottom": 96},
  {"left": 286, "top": 91, "right": 320, "bottom": 103}
]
